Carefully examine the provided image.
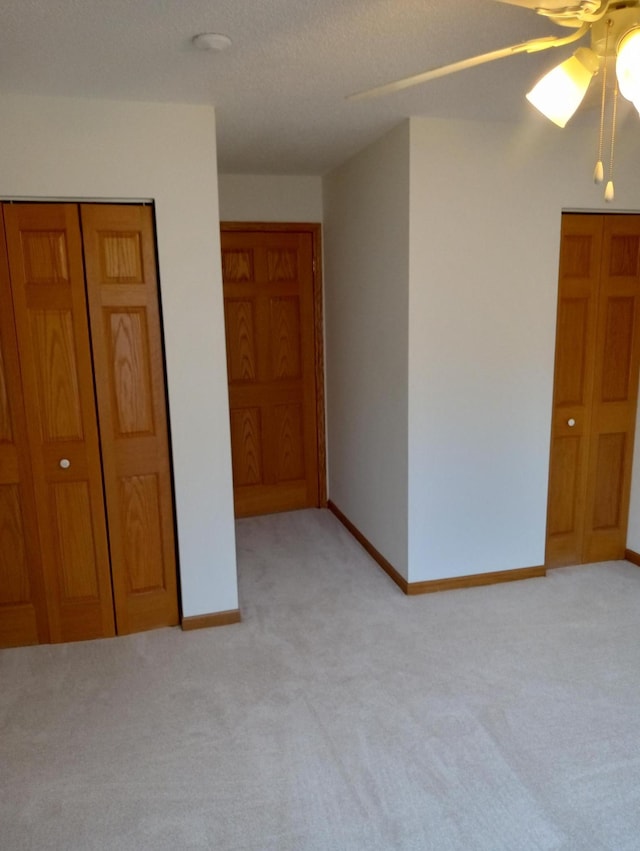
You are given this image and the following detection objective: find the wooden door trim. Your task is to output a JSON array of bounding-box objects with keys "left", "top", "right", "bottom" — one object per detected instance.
[
  {"left": 181, "top": 608, "right": 242, "bottom": 630},
  {"left": 221, "top": 222, "right": 327, "bottom": 506},
  {"left": 625, "top": 548, "right": 640, "bottom": 567}
]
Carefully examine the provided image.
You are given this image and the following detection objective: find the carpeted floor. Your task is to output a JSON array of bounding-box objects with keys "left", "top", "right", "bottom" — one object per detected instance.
[{"left": 2, "top": 508, "right": 640, "bottom": 850}]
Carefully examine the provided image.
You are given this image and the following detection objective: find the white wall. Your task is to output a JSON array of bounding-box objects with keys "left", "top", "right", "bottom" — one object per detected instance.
[
  {"left": 218, "top": 174, "right": 322, "bottom": 222},
  {"left": 323, "top": 122, "right": 410, "bottom": 576},
  {"left": 408, "top": 114, "right": 640, "bottom": 582},
  {"left": 0, "top": 94, "right": 238, "bottom": 617}
]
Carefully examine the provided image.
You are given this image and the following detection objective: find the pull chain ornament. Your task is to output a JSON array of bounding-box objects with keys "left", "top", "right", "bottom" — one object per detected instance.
[
  {"left": 594, "top": 160, "right": 604, "bottom": 184},
  {"left": 605, "top": 82, "right": 619, "bottom": 202},
  {"left": 594, "top": 19, "right": 612, "bottom": 185}
]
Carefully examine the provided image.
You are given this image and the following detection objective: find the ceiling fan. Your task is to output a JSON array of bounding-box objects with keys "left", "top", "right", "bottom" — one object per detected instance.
[{"left": 349, "top": 1, "right": 640, "bottom": 199}]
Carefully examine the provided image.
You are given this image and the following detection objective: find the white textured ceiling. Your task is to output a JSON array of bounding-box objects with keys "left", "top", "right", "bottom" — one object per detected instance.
[{"left": 0, "top": 0, "right": 591, "bottom": 174}]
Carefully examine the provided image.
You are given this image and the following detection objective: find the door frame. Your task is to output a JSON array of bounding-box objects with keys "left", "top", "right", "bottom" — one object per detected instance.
[{"left": 220, "top": 222, "right": 327, "bottom": 507}]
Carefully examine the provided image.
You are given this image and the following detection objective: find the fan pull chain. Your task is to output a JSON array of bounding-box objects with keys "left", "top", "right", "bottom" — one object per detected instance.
[
  {"left": 605, "top": 81, "right": 618, "bottom": 202},
  {"left": 594, "top": 19, "right": 612, "bottom": 185}
]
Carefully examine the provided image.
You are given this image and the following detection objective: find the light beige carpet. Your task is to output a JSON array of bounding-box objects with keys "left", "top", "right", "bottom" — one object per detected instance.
[{"left": 2, "top": 508, "right": 640, "bottom": 850}]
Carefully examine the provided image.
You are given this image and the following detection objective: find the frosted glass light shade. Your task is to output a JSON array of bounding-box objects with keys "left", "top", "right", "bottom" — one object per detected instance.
[
  {"left": 526, "top": 47, "right": 599, "bottom": 127},
  {"left": 617, "top": 28, "right": 640, "bottom": 111}
]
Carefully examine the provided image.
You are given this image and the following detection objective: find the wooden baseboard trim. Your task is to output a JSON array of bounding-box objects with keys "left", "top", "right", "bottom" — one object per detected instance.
[
  {"left": 406, "top": 565, "right": 546, "bottom": 595},
  {"left": 625, "top": 548, "right": 640, "bottom": 567},
  {"left": 327, "top": 500, "right": 409, "bottom": 593},
  {"left": 327, "top": 500, "right": 546, "bottom": 595},
  {"left": 181, "top": 609, "right": 242, "bottom": 631}
]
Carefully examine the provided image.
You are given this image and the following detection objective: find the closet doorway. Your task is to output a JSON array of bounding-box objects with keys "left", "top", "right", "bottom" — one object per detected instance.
[
  {"left": 0, "top": 203, "right": 178, "bottom": 647},
  {"left": 546, "top": 213, "right": 640, "bottom": 567}
]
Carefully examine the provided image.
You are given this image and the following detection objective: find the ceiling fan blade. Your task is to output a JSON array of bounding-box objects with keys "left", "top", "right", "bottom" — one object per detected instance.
[
  {"left": 493, "top": 0, "right": 608, "bottom": 23},
  {"left": 494, "top": 0, "right": 574, "bottom": 9},
  {"left": 347, "top": 24, "right": 589, "bottom": 100}
]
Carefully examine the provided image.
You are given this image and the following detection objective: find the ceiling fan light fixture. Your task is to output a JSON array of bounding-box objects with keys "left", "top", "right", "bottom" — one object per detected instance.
[
  {"left": 526, "top": 46, "right": 600, "bottom": 127},
  {"left": 616, "top": 27, "right": 640, "bottom": 111}
]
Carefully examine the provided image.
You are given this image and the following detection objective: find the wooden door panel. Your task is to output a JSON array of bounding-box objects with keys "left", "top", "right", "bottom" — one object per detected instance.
[
  {"left": 230, "top": 407, "right": 263, "bottom": 486},
  {"left": 99, "top": 231, "right": 145, "bottom": 283},
  {"left": 222, "top": 228, "right": 321, "bottom": 517},
  {"left": 274, "top": 403, "right": 304, "bottom": 481},
  {"left": 599, "top": 297, "right": 634, "bottom": 402},
  {"left": 548, "top": 214, "right": 640, "bottom": 567},
  {"left": 547, "top": 435, "right": 581, "bottom": 536},
  {"left": 29, "top": 310, "right": 84, "bottom": 440},
  {"left": 3, "top": 203, "right": 115, "bottom": 642},
  {"left": 0, "top": 226, "right": 47, "bottom": 647},
  {"left": 554, "top": 298, "right": 590, "bottom": 404},
  {"left": 106, "top": 309, "right": 155, "bottom": 435},
  {"left": 591, "top": 433, "right": 626, "bottom": 530},
  {"left": 119, "top": 474, "right": 165, "bottom": 593},
  {"left": 583, "top": 216, "right": 640, "bottom": 563},
  {"left": 0, "top": 485, "right": 30, "bottom": 603},
  {"left": 267, "top": 246, "right": 298, "bottom": 282},
  {"left": 608, "top": 234, "right": 640, "bottom": 277},
  {"left": 270, "top": 297, "right": 302, "bottom": 379},
  {"left": 81, "top": 204, "right": 178, "bottom": 635},
  {"left": 0, "top": 344, "right": 12, "bottom": 442},
  {"left": 562, "top": 233, "right": 594, "bottom": 278},
  {"left": 548, "top": 295, "right": 591, "bottom": 559},
  {"left": 546, "top": 215, "right": 602, "bottom": 566},
  {"left": 20, "top": 230, "right": 69, "bottom": 282},
  {"left": 222, "top": 248, "right": 253, "bottom": 282},
  {"left": 224, "top": 300, "right": 257, "bottom": 381},
  {"left": 52, "top": 481, "right": 101, "bottom": 600}
]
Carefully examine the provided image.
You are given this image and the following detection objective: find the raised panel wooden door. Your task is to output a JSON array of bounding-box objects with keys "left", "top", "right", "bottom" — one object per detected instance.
[
  {"left": 546, "top": 213, "right": 640, "bottom": 567},
  {"left": 3, "top": 204, "right": 115, "bottom": 642},
  {"left": 582, "top": 215, "right": 640, "bottom": 562},
  {"left": 221, "top": 228, "right": 320, "bottom": 516},
  {"left": 0, "top": 210, "right": 50, "bottom": 647},
  {"left": 546, "top": 215, "right": 602, "bottom": 566},
  {"left": 80, "top": 204, "right": 178, "bottom": 634}
]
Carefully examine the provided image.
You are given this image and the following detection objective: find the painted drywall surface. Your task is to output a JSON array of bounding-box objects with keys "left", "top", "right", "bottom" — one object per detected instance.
[
  {"left": 408, "top": 114, "right": 640, "bottom": 582},
  {"left": 0, "top": 94, "right": 238, "bottom": 617},
  {"left": 218, "top": 174, "right": 322, "bottom": 222},
  {"left": 323, "top": 122, "right": 410, "bottom": 577}
]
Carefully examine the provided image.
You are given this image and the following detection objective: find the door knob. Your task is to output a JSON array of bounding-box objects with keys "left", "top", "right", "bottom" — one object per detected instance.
[
  {"left": 567, "top": 418, "right": 576, "bottom": 427},
  {"left": 59, "top": 458, "right": 71, "bottom": 469}
]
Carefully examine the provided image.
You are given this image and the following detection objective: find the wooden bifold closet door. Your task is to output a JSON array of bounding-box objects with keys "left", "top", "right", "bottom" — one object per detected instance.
[
  {"left": 0, "top": 203, "right": 178, "bottom": 647},
  {"left": 546, "top": 213, "right": 640, "bottom": 567}
]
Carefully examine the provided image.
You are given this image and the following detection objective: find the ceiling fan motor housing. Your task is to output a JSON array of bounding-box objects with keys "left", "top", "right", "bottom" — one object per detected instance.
[{"left": 590, "top": 3, "right": 640, "bottom": 57}]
